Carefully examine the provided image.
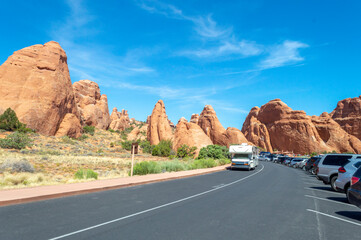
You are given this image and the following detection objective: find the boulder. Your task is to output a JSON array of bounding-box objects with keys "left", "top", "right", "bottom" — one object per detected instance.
[
  {"left": 109, "top": 108, "right": 130, "bottom": 131},
  {"left": 55, "top": 113, "right": 82, "bottom": 138},
  {"left": 73, "top": 80, "right": 111, "bottom": 129},
  {"left": 173, "top": 117, "right": 213, "bottom": 156},
  {"left": 147, "top": 100, "right": 174, "bottom": 145},
  {"left": 0, "top": 41, "right": 81, "bottom": 136},
  {"left": 198, "top": 105, "right": 248, "bottom": 147},
  {"left": 330, "top": 96, "right": 361, "bottom": 140}
]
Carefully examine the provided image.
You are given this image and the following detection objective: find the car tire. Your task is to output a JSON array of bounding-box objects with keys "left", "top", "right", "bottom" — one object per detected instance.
[{"left": 330, "top": 176, "right": 338, "bottom": 191}]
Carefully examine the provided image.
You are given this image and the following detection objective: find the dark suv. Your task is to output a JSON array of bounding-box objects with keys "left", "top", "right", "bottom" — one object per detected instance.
[
  {"left": 348, "top": 166, "right": 361, "bottom": 208},
  {"left": 305, "top": 156, "right": 321, "bottom": 172}
]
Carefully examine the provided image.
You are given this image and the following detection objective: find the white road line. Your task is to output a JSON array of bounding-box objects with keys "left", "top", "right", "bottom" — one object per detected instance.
[
  {"left": 304, "top": 187, "right": 344, "bottom": 195},
  {"left": 304, "top": 195, "right": 356, "bottom": 208},
  {"left": 49, "top": 164, "right": 265, "bottom": 240},
  {"left": 307, "top": 209, "right": 361, "bottom": 227}
]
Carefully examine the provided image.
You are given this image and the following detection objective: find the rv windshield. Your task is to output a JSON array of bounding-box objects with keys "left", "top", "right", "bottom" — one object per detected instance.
[{"left": 233, "top": 154, "right": 249, "bottom": 160}]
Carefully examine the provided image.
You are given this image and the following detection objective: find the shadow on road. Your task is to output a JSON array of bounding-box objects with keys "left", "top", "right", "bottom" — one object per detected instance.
[
  {"left": 327, "top": 196, "right": 348, "bottom": 204},
  {"left": 309, "top": 186, "right": 334, "bottom": 192},
  {"left": 335, "top": 211, "right": 361, "bottom": 222}
]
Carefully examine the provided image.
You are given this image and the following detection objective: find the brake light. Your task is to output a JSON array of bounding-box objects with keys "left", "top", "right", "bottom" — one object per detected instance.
[
  {"left": 351, "top": 176, "right": 360, "bottom": 185},
  {"left": 338, "top": 167, "right": 346, "bottom": 173}
]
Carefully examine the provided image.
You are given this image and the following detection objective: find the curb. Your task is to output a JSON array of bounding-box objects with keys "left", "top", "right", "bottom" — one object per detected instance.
[{"left": 0, "top": 165, "right": 229, "bottom": 207}]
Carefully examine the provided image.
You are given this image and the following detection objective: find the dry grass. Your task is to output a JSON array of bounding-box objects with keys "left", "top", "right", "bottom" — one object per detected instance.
[{"left": 0, "top": 128, "right": 166, "bottom": 189}]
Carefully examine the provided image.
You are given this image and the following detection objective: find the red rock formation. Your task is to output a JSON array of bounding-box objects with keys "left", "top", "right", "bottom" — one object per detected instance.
[
  {"left": 241, "top": 107, "right": 272, "bottom": 152},
  {"left": 198, "top": 105, "right": 248, "bottom": 147},
  {"left": 0, "top": 41, "right": 81, "bottom": 137},
  {"left": 55, "top": 113, "right": 82, "bottom": 138},
  {"left": 109, "top": 108, "right": 130, "bottom": 131},
  {"left": 330, "top": 96, "right": 361, "bottom": 140},
  {"left": 128, "top": 124, "right": 148, "bottom": 141},
  {"left": 73, "top": 80, "right": 111, "bottom": 129},
  {"left": 242, "top": 99, "right": 361, "bottom": 154},
  {"left": 190, "top": 114, "right": 200, "bottom": 124},
  {"left": 173, "top": 117, "right": 213, "bottom": 156},
  {"left": 147, "top": 100, "right": 174, "bottom": 145}
]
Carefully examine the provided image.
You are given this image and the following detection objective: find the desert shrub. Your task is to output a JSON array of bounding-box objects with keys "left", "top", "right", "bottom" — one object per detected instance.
[
  {"left": 177, "top": 144, "right": 197, "bottom": 158},
  {"left": 160, "top": 160, "right": 187, "bottom": 172},
  {"left": 191, "top": 158, "right": 217, "bottom": 169},
  {"left": 83, "top": 125, "right": 95, "bottom": 136},
  {"left": 140, "top": 140, "right": 154, "bottom": 154},
  {"left": 120, "top": 126, "right": 134, "bottom": 140},
  {"left": 0, "top": 108, "right": 33, "bottom": 133},
  {"left": 0, "top": 159, "right": 35, "bottom": 173},
  {"left": 217, "top": 158, "right": 231, "bottom": 165},
  {"left": 152, "top": 140, "right": 173, "bottom": 157},
  {"left": 0, "top": 132, "right": 33, "bottom": 149},
  {"left": 61, "top": 136, "right": 76, "bottom": 145},
  {"left": 108, "top": 129, "right": 115, "bottom": 133},
  {"left": 121, "top": 140, "right": 132, "bottom": 151},
  {"left": 132, "top": 161, "right": 161, "bottom": 175},
  {"left": 74, "top": 169, "right": 98, "bottom": 180},
  {"left": 77, "top": 134, "right": 89, "bottom": 141},
  {"left": 197, "top": 145, "right": 230, "bottom": 160}
]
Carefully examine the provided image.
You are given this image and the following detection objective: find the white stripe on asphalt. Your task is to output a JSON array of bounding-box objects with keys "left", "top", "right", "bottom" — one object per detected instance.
[
  {"left": 307, "top": 209, "right": 361, "bottom": 227},
  {"left": 305, "top": 195, "right": 356, "bottom": 208},
  {"left": 49, "top": 164, "right": 265, "bottom": 240},
  {"left": 304, "top": 187, "right": 344, "bottom": 195}
]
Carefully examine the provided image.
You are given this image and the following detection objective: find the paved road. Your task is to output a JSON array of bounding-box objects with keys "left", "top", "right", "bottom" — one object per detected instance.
[{"left": 1, "top": 161, "right": 361, "bottom": 240}]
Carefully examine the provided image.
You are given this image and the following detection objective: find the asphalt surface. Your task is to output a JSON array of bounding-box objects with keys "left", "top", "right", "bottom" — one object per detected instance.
[{"left": 1, "top": 161, "right": 361, "bottom": 240}]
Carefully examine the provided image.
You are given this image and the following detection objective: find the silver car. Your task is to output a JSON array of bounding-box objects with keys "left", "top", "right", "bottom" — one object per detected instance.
[
  {"left": 335, "top": 160, "right": 361, "bottom": 195},
  {"left": 316, "top": 154, "right": 361, "bottom": 191},
  {"left": 297, "top": 158, "right": 309, "bottom": 169},
  {"left": 289, "top": 158, "right": 303, "bottom": 168}
]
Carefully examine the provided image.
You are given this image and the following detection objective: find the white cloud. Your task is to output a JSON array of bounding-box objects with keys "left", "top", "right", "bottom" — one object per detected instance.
[{"left": 259, "top": 40, "right": 309, "bottom": 69}]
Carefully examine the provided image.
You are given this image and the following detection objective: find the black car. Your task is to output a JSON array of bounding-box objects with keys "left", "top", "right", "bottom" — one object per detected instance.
[
  {"left": 276, "top": 156, "right": 288, "bottom": 164},
  {"left": 305, "top": 157, "right": 321, "bottom": 172},
  {"left": 348, "top": 166, "right": 361, "bottom": 208}
]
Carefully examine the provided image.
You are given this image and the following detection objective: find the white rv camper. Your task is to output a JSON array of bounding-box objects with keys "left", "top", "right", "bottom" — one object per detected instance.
[{"left": 229, "top": 143, "right": 259, "bottom": 170}]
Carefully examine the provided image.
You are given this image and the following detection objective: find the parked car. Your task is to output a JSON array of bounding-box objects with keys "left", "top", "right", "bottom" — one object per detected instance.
[
  {"left": 316, "top": 154, "right": 361, "bottom": 191},
  {"left": 276, "top": 156, "right": 288, "bottom": 164},
  {"left": 310, "top": 159, "right": 320, "bottom": 175},
  {"left": 284, "top": 157, "right": 293, "bottom": 166},
  {"left": 347, "top": 166, "right": 361, "bottom": 208},
  {"left": 305, "top": 157, "right": 321, "bottom": 172},
  {"left": 335, "top": 160, "right": 361, "bottom": 195},
  {"left": 289, "top": 158, "right": 304, "bottom": 168},
  {"left": 297, "top": 158, "right": 309, "bottom": 169},
  {"left": 259, "top": 152, "right": 271, "bottom": 161}
]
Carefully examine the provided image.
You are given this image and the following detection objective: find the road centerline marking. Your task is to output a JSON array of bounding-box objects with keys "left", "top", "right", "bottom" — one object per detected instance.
[
  {"left": 49, "top": 164, "right": 265, "bottom": 240},
  {"left": 307, "top": 209, "right": 361, "bottom": 227}
]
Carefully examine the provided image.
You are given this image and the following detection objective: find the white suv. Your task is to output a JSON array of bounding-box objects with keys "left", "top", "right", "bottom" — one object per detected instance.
[{"left": 316, "top": 154, "right": 361, "bottom": 191}]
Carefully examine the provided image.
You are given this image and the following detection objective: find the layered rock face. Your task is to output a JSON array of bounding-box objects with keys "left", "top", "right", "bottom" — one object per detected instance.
[
  {"left": 241, "top": 107, "right": 272, "bottom": 152},
  {"left": 0, "top": 41, "right": 81, "bottom": 137},
  {"left": 173, "top": 118, "right": 213, "bottom": 156},
  {"left": 330, "top": 96, "right": 361, "bottom": 140},
  {"left": 242, "top": 99, "right": 361, "bottom": 154},
  {"left": 109, "top": 108, "right": 130, "bottom": 131},
  {"left": 198, "top": 105, "right": 248, "bottom": 147},
  {"left": 147, "top": 100, "right": 174, "bottom": 145},
  {"left": 73, "top": 80, "right": 111, "bottom": 129},
  {"left": 190, "top": 114, "right": 199, "bottom": 124}
]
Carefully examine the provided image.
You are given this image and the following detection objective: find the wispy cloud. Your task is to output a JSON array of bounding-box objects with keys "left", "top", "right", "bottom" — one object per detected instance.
[
  {"left": 259, "top": 40, "right": 309, "bottom": 69},
  {"left": 51, "top": 0, "right": 155, "bottom": 85}
]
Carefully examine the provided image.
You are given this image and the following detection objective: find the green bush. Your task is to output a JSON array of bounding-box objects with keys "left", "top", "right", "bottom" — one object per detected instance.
[
  {"left": 133, "top": 161, "right": 161, "bottom": 175},
  {"left": 83, "top": 125, "right": 95, "bottom": 136},
  {"left": 191, "top": 158, "right": 217, "bottom": 169},
  {"left": 197, "top": 145, "right": 230, "bottom": 160},
  {"left": 177, "top": 144, "right": 197, "bottom": 158},
  {"left": 140, "top": 140, "right": 154, "bottom": 154},
  {"left": 0, "top": 108, "right": 33, "bottom": 133},
  {"left": 74, "top": 169, "right": 98, "bottom": 180},
  {"left": 152, "top": 140, "right": 173, "bottom": 157},
  {"left": 120, "top": 126, "right": 134, "bottom": 140},
  {"left": 0, "top": 132, "right": 33, "bottom": 150},
  {"left": 160, "top": 160, "right": 187, "bottom": 172},
  {"left": 77, "top": 134, "right": 89, "bottom": 141},
  {"left": 121, "top": 140, "right": 132, "bottom": 151},
  {"left": 217, "top": 158, "right": 231, "bottom": 165},
  {"left": 61, "top": 136, "right": 76, "bottom": 145}
]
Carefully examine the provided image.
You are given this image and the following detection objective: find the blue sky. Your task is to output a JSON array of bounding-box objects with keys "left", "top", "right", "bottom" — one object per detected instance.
[{"left": 1, "top": 0, "right": 360, "bottom": 129}]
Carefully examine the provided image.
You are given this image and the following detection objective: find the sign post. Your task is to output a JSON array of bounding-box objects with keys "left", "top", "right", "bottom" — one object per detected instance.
[{"left": 130, "top": 142, "right": 138, "bottom": 177}]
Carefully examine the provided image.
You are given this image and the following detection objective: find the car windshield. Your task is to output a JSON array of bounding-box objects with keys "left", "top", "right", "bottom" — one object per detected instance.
[{"left": 233, "top": 154, "right": 249, "bottom": 160}]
